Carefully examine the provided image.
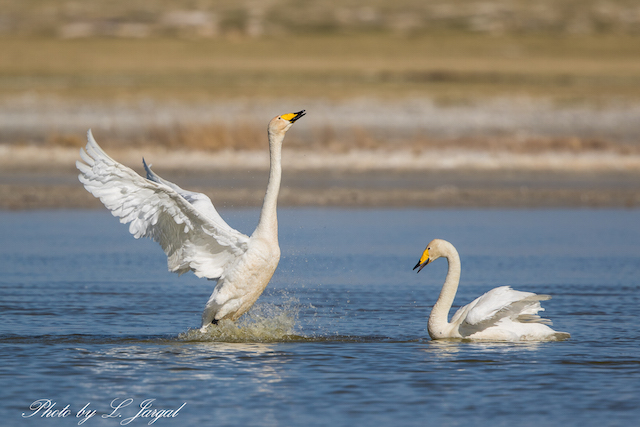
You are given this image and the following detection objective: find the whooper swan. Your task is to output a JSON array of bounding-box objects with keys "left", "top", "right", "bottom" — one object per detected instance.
[
  {"left": 413, "top": 239, "right": 570, "bottom": 341},
  {"left": 77, "top": 111, "right": 305, "bottom": 331}
]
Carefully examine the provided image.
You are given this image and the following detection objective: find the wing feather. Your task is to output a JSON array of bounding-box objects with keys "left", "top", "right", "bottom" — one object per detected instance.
[
  {"left": 76, "top": 130, "right": 249, "bottom": 280},
  {"left": 453, "top": 286, "right": 550, "bottom": 328},
  {"left": 142, "top": 158, "right": 236, "bottom": 234}
]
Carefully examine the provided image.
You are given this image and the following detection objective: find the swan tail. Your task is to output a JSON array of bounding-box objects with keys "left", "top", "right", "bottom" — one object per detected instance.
[{"left": 551, "top": 331, "right": 571, "bottom": 340}]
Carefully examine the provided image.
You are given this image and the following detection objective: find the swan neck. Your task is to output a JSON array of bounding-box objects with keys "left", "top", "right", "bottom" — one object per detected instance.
[
  {"left": 255, "top": 130, "right": 283, "bottom": 240},
  {"left": 428, "top": 245, "right": 462, "bottom": 338}
]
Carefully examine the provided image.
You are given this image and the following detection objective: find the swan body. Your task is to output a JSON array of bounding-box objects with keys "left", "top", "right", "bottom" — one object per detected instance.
[
  {"left": 76, "top": 111, "right": 305, "bottom": 331},
  {"left": 414, "top": 239, "right": 570, "bottom": 341}
]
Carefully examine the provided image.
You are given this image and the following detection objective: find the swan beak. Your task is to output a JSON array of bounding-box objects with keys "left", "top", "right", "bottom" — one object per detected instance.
[
  {"left": 281, "top": 110, "right": 306, "bottom": 123},
  {"left": 413, "top": 258, "right": 431, "bottom": 273},
  {"left": 413, "top": 248, "right": 431, "bottom": 273}
]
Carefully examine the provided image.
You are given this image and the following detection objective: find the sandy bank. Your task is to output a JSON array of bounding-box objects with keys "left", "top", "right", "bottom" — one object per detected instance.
[
  {"left": 3, "top": 145, "right": 640, "bottom": 173},
  {"left": 2, "top": 95, "right": 639, "bottom": 209},
  {"left": 2, "top": 145, "right": 639, "bottom": 210}
]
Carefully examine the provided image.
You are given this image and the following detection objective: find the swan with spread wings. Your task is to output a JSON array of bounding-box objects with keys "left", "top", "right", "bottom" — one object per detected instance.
[{"left": 77, "top": 111, "right": 305, "bottom": 331}]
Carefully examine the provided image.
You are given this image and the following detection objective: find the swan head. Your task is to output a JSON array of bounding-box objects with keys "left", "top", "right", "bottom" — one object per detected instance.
[
  {"left": 413, "top": 238, "right": 450, "bottom": 273},
  {"left": 268, "top": 110, "right": 306, "bottom": 136}
]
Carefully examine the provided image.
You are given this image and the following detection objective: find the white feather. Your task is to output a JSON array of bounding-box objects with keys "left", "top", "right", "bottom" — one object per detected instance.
[{"left": 77, "top": 130, "right": 249, "bottom": 279}]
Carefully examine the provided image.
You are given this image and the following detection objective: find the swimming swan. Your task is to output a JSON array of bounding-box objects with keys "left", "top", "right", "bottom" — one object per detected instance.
[
  {"left": 77, "top": 111, "right": 305, "bottom": 331},
  {"left": 413, "top": 239, "right": 570, "bottom": 341}
]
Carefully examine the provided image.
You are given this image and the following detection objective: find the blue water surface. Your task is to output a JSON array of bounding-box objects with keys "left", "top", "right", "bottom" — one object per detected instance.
[{"left": 1, "top": 208, "right": 639, "bottom": 427}]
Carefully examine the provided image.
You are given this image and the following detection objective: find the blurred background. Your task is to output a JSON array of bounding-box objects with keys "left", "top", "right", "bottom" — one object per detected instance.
[{"left": 1, "top": 0, "right": 639, "bottom": 209}]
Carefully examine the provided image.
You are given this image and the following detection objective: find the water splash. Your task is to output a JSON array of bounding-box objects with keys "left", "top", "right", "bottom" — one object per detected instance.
[{"left": 178, "top": 297, "right": 305, "bottom": 343}]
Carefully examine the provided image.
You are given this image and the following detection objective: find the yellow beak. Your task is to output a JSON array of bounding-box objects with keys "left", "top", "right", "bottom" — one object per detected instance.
[
  {"left": 413, "top": 248, "right": 431, "bottom": 273},
  {"left": 280, "top": 110, "right": 306, "bottom": 123}
]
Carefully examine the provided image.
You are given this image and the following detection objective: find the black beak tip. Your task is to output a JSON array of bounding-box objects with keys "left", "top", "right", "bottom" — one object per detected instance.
[
  {"left": 414, "top": 259, "right": 430, "bottom": 273},
  {"left": 291, "top": 110, "right": 306, "bottom": 122}
]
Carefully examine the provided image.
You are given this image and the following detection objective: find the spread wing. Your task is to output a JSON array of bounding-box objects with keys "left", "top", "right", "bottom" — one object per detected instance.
[
  {"left": 76, "top": 130, "right": 250, "bottom": 280},
  {"left": 142, "top": 157, "right": 234, "bottom": 233}
]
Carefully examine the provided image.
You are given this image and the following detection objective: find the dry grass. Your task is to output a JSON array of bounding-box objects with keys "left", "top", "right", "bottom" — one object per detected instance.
[
  {"left": 2, "top": 23, "right": 640, "bottom": 156},
  {"left": 3, "top": 0, "right": 640, "bottom": 37},
  {"left": 1, "top": 33, "right": 640, "bottom": 101},
  {"left": 408, "top": 135, "right": 640, "bottom": 155},
  {"left": 43, "top": 122, "right": 640, "bottom": 156},
  {"left": 146, "top": 123, "right": 267, "bottom": 151}
]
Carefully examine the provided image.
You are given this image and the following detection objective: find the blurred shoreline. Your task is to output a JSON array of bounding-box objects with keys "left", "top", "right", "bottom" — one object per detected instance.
[
  {"left": 2, "top": 96, "right": 640, "bottom": 210},
  {"left": 2, "top": 12, "right": 639, "bottom": 210},
  {"left": 2, "top": 144, "right": 639, "bottom": 210}
]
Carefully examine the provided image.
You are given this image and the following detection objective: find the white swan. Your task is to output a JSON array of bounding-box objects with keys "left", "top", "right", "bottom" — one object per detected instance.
[
  {"left": 413, "top": 239, "right": 570, "bottom": 341},
  {"left": 76, "top": 110, "right": 305, "bottom": 331}
]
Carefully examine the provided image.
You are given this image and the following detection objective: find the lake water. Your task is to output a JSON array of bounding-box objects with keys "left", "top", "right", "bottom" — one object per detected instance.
[{"left": 1, "top": 208, "right": 639, "bottom": 427}]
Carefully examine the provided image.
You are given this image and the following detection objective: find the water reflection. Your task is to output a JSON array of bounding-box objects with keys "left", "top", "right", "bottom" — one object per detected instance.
[
  {"left": 423, "top": 339, "right": 544, "bottom": 360},
  {"left": 74, "top": 340, "right": 291, "bottom": 397}
]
